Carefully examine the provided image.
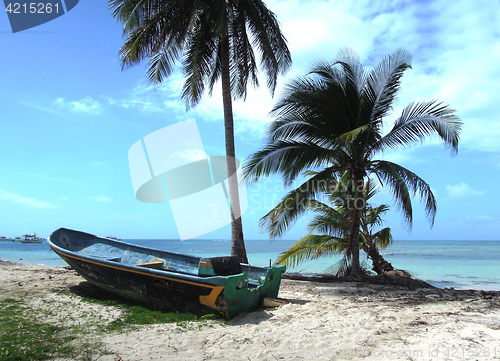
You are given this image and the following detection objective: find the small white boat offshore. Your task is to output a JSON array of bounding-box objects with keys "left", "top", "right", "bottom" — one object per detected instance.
[{"left": 20, "top": 234, "right": 44, "bottom": 243}]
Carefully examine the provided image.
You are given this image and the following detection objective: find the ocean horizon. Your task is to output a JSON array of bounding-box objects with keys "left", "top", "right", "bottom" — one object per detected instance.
[{"left": 1, "top": 238, "right": 499, "bottom": 291}]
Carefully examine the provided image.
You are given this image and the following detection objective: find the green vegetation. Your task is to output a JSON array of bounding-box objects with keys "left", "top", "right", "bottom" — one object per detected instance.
[
  {"left": 109, "top": 0, "right": 292, "bottom": 263},
  {"left": 67, "top": 283, "right": 218, "bottom": 330},
  {"left": 244, "top": 48, "right": 462, "bottom": 276},
  {"left": 0, "top": 285, "right": 211, "bottom": 361},
  {"left": 78, "top": 297, "right": 205, "bottom": 332},
  {"left": 0, "top": 298, "right": 79, "bottom": 361},
  {"left": 271, "top": 177, "right": 394, "bottom": 276}
]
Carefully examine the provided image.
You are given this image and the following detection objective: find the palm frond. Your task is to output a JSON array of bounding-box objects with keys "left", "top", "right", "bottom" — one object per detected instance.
[
  {"left": 240, "top": 0, "right": 292, "bottom": 95},
  {"left": 307, "top": 211, "right": 350, "bottom": 238},
  {"left": 258, "top": 168, "right": 340, "bottom": 238},
  {"left": 207, "top": 38, "right": 222, "bottom": 95},
  {"left": 268, "top": 74, "right": 353, "bottom": 140},
  {"left": 376, "top": 100, "right": 462, "bottom": 155},
  {"left": 229, "top": 15, "right": 259, "bottom": 100},
  {"left": 322, "top": 255, "right": 351, "bottom": 277},
  {"left": 363, "top": 48, "right": 412, "bottom": 126},
  {"left": 371, "top": 160, "right": 437, "bottom": 228},
  {"left": 372, "top": 227, "right": 393, "bottom": 248},
  {"left": 338, "top": 125, "right": 371, "bottom": 143},
  {"left": 243, "top": 139, "right": 343, "bottom": 185},
  {"left": 146, "top": 43, "right": 182, "bottom": 85},
  {"left": 363, "top": 177, "right": 379, "bottom": 199},
  {"left": 364, "top": 204, "right": 390, "bottom": 227},
  {"left": 114, "top": 0, "right": 198, "bottom": 69},
  {"left": 334, "top": 47, "right": 367, "bottom": 94},
  {"left": 323, "top": 258, "right": 373, "bottom": 277},
  {"left": 181, "top": 15, "right": 218, "bottom": 107},
  {"left": 276, "top": 234, "right": 346, "bottom": 268}
]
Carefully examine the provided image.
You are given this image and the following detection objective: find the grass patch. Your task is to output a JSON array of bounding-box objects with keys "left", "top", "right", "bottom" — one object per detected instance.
[
  {"left": 65, "top": 281, "right": 221, "bottom": 332},
  {"left": 1, "top": 283, "right": 218, "bottom": 360},
  {"left": 0, "top": 298, "right": 78, "bottom": 361},
  {"left": 105, "top": 304, "right": 201, "bottom": 332}
]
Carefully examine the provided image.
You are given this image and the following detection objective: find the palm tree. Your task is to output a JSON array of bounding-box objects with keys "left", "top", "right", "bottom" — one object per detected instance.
[
  {"left": 109, "top": 0, "right": 292, "bottom": 263},
  {"left": 264, "top": 176, "right": 394, "bottom": 275},
  {"left": 357, "top": 181, "right": 394, "bottom": 274},
  {"left": 360, "top": 203, "right": 394, "bottom": 274},
  {"left": 244, "top": 48, "right": 462, "bottom": 276}
]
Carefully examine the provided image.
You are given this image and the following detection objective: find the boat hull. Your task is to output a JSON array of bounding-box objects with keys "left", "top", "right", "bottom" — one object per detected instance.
[{"left": 48, "top": 228, "right": 285, "bottom": 319}]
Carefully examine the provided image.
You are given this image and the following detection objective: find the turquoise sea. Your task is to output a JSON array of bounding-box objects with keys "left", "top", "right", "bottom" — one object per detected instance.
[{"left": 1, "top": 239, "right": 499, "bottom": 291}]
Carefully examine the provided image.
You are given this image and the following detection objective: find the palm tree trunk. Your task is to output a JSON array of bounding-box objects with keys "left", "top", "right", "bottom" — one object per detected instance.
[
  {"left": 220, "top": 35, "right": 248, "bottom": 264},
  {"left": 349, "top": 171, "right": 363, "bottom": 277},
  {"left": 366, "top": 243, "right": 394, "bottom": 274}
]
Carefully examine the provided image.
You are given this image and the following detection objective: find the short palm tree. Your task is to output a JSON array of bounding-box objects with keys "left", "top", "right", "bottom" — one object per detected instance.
[
  {"left": 244, "top": 48, "right": 462, "bottom": 276},
  {"left": 358, "top": 182, "right": 394, "bottom": 274},
  {"left": 109, "top": 0, "right": 292, "bottom": 263},
  {"left": 267, "top": 176, "right": 394, "bottom": 275},
  {"left": 360, "top": 203, "right": 394, "bottom": 274}
]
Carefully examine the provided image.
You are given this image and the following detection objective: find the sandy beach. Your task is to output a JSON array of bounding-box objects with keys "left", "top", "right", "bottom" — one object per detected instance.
[{"left": 1, "top": 261, "right": 500, "bottom": 360}]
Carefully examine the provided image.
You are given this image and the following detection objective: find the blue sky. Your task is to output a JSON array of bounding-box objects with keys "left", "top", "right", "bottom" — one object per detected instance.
[{"left": 0, "top": 0, "right": 499, "bottom": 242}]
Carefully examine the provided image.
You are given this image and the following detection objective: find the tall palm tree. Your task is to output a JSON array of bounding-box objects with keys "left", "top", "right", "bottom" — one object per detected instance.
[
  {"left": 109, "top": 0, "right": 292, "bottom": 263},
  {"left": 244, "top": 48, "right": 462, "bottom": 276}
]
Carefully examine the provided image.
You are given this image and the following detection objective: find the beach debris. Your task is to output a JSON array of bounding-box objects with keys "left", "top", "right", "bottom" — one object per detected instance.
[
  {"left": 114, "top": 354, "right": 123, "bottom": 361},
  {"left": 263, "top": 298, "right": 287, "bottom": 308}
]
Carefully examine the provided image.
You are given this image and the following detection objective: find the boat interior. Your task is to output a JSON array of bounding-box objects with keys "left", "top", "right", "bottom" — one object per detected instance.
[{"left": 50, "top": 229, "right": 269, "bottom": 284}]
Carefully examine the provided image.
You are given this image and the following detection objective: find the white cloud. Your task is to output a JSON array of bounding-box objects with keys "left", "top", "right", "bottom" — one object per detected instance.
[
  {"left": 457, "top": 215, "right": 495, "bottom": 225},
  {"left": 106, "top": 75, "right": 185, "bottom": 114},
  {"left": 0, "top": 190, "right": 57, "bottom": 209},
  {"left": 446, "top": 183, "right": 485, "bottom": 199},
  {"left": 269, "top": 0, "right": 372, "bottom": 62},
  {"left": 53, "top": 96, "right": 102, "bottom": 115},
  {"left": 374, "top": 1, "right": 500, "bottom": 152},
  {"left": 378, "top": 148, "right": 420, "bottom": 165},
  {"left": 106, "top": 95, "right": 164, "bottom": 113},
  {"left": 12, "top": 172, "right": 81, "bottom": 183},
  {"left": 90, "top": 196, "right": 112, "bottom": 202},
  {"left": 463, "top": 215, "right": 494, "bottom": 222},
  {"left": 176, "top": 148, "right": 207, "bottom": 163}
]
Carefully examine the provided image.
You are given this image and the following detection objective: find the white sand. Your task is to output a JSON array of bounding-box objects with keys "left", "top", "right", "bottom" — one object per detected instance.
[{"left": 1, "top": 261, "right": 499, "bottom": 360}]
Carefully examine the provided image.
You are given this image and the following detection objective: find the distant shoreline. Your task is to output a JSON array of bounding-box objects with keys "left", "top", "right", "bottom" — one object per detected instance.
[{"left": 2, "top": 238, "right": 500, "bottom": 291}]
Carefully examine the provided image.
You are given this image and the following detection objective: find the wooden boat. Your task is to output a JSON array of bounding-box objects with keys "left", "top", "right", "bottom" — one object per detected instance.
[{"left": 48, "top": 228, "right": 286, "bottom": 319}]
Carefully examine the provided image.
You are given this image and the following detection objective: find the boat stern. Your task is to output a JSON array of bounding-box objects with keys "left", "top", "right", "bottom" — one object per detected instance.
[{"left": 213, "top": 264, "right": 287, "bottom": 319}]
